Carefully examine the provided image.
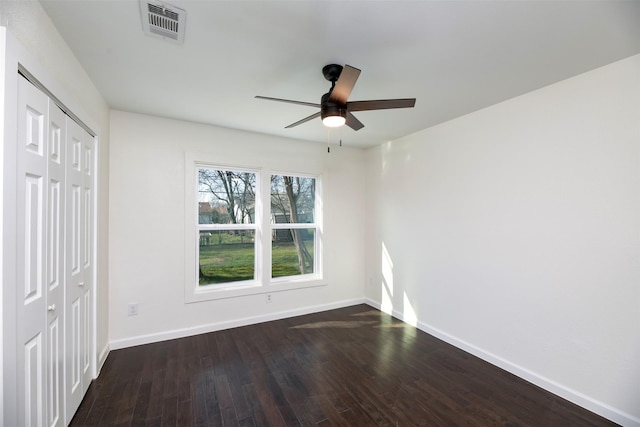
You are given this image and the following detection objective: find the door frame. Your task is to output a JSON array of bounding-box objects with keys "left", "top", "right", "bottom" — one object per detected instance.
[{"left": 1, "top": 28, "right": 100, "bottom": 427}]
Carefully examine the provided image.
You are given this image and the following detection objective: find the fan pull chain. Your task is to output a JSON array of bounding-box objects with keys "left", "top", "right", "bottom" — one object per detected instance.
[{"left": 327, "top": 128, "right": 331, "bottom": 153}]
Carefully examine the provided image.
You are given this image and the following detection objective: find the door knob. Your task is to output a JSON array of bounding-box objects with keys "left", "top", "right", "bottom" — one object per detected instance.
[
  {"left": 79, "top": 281, "right": 85, "bottom": 287},
  {"left": 48, "top": 304, "right": 56, "bottom": 311}
]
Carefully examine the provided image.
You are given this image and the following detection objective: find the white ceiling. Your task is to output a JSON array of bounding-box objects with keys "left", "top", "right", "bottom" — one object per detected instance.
[{"left": 40, "top": 0, "right": 640, "bottom": 148}]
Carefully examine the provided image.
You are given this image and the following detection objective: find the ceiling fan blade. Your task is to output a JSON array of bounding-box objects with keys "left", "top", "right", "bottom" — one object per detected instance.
[
  {"left": 347, "top": 98, "right": 416, "bottom": 112},
  {"left": 346, "top": 112, "right": 364, "bottom": 131},
  {"left": 328, "top": 65, "right": 361, "bottom": 105},
  {"left": 285, "top": 112, "right": 321, "bottom": 128},
  {"left": 255, "top": 96, "right": 320, "bottom": 108}
]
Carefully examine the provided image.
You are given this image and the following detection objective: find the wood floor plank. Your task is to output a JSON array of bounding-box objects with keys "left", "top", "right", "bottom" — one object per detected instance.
[
  {"left": 70, "top": 305, "right": 618, "bottom": 426},
  {"left": 160, "top": 395, "right": 177, "bottom": 427},
  {"left": 176, "top": 399, "right": 192, "bottom": 426}
]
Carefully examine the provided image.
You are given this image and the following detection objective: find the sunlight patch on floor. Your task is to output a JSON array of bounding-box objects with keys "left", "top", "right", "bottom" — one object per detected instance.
[{"left": 290, "top": 320, "right": 378, "bottom": 329}]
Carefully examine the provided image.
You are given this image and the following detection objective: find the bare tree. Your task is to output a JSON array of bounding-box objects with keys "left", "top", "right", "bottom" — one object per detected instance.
[
  {"left": 282, "top": 176, "right": 314, "bottom": 274},
  {"left": 198, "top": 170, "right": 255, "bottom": 222},
  {"left": 198, "top": 168, "right": 256, "bottom": 243},
  {"left": 237, "top": 172, "right": 255, "bottom": 224},
  {"left": 270, "top": 175, "right": 289, "bottom": 219}
]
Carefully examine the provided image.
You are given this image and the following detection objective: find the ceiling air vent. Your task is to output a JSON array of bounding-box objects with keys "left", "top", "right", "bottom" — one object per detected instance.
[{"left": 140, "top": 0, "right": 186, "bottom": 44}]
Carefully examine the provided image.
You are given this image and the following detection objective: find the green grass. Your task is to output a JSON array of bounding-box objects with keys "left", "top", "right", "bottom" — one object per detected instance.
[
  {"left": 198, "top": 237, "right": 314, "bottom": 285},
  {"left": 199, "top": 242, "right": 255, "bottom": 284},
  {"left": 271, "top": 241, "right": 314, "bottom": 278}
]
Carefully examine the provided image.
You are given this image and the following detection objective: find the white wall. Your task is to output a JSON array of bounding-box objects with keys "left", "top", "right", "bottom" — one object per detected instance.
[
  {"left": 1, "top": 2, "right": 110, "bottom": 423},
  {"left": 108, "top": 111, "right": 366, "bottom": 347},
  {"left": 365, "top": 54, "right": 640, "bottom": 426}
]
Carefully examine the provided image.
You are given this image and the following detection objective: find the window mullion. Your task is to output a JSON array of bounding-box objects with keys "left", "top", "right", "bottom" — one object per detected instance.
[
  {"left": 198, "top": 223, "right": 257, "bottom": 231},
  {"left": 271, "top": 223, "right": 316, "bottom": 230},
  {"left": 261, "top": 171, "right": 272, "bottom": 284}
]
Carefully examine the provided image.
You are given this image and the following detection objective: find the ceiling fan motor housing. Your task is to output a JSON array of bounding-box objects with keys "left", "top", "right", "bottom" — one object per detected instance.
[{"left": 320, "top": 92, "right": 346, "bottom": 121}]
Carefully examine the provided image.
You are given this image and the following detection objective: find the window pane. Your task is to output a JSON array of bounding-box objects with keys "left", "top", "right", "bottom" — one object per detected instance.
[
  {"left": 199, "top": 230, "right": 255, "bottom": 285},
  {"left": 272, "top": 228, "right": 315, "bottom": 278},
  {"left": 270, "top": 175, "right": 315, "bottom": 224},
  {"left": 199, "top": 168, "right": 256, "bottom": 224}
]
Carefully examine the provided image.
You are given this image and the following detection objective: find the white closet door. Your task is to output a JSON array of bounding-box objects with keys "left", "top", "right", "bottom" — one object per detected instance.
[
  {"left": 16, "top": 73, "right": 49, "bottom": 427},
  {"left": 16, "top": 72, "right": 95, "bottom": 427},
  {"left": 64, "top": 118, "right": 92, "bottom": 420}
]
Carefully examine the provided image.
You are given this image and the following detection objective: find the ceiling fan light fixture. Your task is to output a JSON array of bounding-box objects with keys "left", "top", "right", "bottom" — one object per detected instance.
[{"left": 322, "top": 114, "right": 346, "bottom": 128}]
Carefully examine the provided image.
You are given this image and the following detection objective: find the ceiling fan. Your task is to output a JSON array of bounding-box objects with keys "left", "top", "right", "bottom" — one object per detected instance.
[{"left": 256, "top": 64, "right": 416, "bottom": 131}]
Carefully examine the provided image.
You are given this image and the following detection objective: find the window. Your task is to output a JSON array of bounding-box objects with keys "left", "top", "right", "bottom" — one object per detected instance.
[
  {"left": 197, "top": 167, "right": 257, "bottom": 286},
  {"left": 270, "top": 174, "right": 317, "bottom": 279},
  {"left": 185, "top": 154, "right": 323, "bottom": 302}
]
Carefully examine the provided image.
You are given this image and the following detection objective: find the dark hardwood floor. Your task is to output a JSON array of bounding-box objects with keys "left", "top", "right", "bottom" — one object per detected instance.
[{"left": 70, "top": 304, "right": 617, "bottom": 426}]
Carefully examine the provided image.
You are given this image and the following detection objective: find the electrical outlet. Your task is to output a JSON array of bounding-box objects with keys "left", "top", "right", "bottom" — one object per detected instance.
[
  {"left": 266, "top": 294, "right": 272, "bottom": 303},
  {"left": 127, "top": 303, "right": 139, "bottom": 316}
]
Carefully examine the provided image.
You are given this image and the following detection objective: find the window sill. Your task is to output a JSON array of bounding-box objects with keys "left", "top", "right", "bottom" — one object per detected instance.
[{"left": 185, "top": 277, "right": 327, "bottom": 303}]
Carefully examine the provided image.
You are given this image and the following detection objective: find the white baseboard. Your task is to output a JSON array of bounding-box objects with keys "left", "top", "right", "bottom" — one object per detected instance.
[
  {"left": 363, "top": 297, "right": 639, "bottom": 427},
  {"left": 109, "top": 297, "right": 366, "bottom": 350},
  {"left": 97, "top": 344, "right": 110, "bottom": 375}
]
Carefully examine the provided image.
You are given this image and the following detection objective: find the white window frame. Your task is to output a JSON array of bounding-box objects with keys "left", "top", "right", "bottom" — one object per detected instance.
[
  {"left": 184, "top": 153, "right": 325, "bottom": 303},
  {"left": 196, "top": 165, "right": 260, "bottom": 289},
  {"left": 270, "top": 172, "right": 322, "bottom": 284}
]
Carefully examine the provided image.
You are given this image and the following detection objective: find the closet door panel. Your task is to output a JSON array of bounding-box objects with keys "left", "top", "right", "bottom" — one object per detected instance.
[
  {"left": 65, "top": 119, "right": 85, "bottom": 418},
  {"left": 47, "top": 104, "right": 66, "bottom": 427},
  {"left": 65, "top": 118, "right": 93, "bottom": 419},
  {"left": 17, "top": 75, "right": 48, "bottom": 427},
  {"left": 81, "top": 132, "right": 93, "bottom": 389}
]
